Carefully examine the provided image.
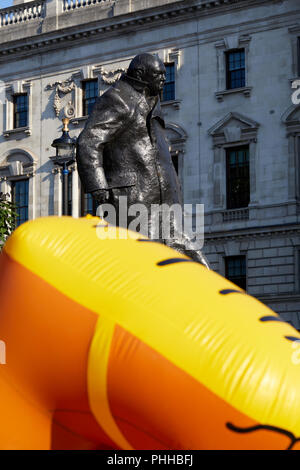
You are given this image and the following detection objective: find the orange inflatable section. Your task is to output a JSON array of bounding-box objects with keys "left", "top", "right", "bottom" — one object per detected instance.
[
  {"left": 0, "top": 251, "right": 115, "bottom": 449},
  {"left": 107, "top": 325, "right": 295, "bottom": 450},
  {"left": 1, "top": 216, "right": 300, "bottom": 450}
]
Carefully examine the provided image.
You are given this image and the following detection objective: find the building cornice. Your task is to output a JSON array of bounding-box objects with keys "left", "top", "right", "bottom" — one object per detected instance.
[
  {"left": 0, "top": 0, "right": 286, "bottom": 62},
  {"left": 204, "top": 224, "right": 300, "bottom": 243}
]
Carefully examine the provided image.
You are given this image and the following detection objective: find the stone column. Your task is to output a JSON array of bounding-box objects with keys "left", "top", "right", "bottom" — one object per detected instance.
[
  {"left": 28, "top": 174, "right": 36, "bottom": 220},
  {"left": 0, "top": 177, "right": 9, "bottom": 198},
  {"left": 213, "top": 145, "right": 223, "bottom": 208},
  {"left": 53, "top": 167, "right": 62, "bottom": 216},
  {"left": 249, "top": 139, "right": 258, "bottom": 205}
]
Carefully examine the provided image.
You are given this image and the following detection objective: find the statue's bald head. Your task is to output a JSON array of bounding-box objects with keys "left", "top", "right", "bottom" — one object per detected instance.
[{"left": 127, "top": 53, "right": 166, "bottom": 96}]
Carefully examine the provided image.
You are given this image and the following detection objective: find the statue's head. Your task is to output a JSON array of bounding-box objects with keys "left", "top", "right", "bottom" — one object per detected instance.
[{"left": 127, "top": 53, "right": 166, "bottom": 96}]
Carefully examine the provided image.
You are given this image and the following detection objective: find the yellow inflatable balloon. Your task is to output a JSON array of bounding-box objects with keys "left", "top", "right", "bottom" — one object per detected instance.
[{"left": 0, "top": 216, "right": 300, "bottom": 450}]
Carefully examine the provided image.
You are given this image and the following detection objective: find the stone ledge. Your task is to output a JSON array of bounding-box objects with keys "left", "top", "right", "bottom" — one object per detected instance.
[
  {"left": 161, "top": 99, "right": 181, "bottom": 110},
  {"left": 3, "top": 126, "right": 31, "bottom": 138},
  {"left": 215, "top": 86, "right": 252, "bottom": 102}
]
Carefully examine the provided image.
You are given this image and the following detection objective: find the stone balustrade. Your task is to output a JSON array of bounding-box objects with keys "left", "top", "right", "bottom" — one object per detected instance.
[
  {"left": 63, "top": 0, "right": 110, "bottom": 11},
  {"left": 0, "top": 0, "right": 45, "bottom": 27},
  {"left": 222, "top": 208, "right": 249, "bottom": 222}
]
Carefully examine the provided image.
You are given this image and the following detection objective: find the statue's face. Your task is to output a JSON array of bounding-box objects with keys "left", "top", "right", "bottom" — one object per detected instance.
[{"left": 145, "top": 59, "right": 166, "bottom": 96}]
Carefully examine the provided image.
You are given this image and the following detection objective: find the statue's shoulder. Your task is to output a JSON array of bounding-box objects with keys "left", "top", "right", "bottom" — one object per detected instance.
[
  {"left": 96, "top": 79, "right": 136, "bottom": 113},
  {"left": 111, "top": 79, "right": 140, "bottom": 105}
]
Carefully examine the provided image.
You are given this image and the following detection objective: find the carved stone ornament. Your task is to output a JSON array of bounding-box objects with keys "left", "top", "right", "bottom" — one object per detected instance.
[
  {"left": 46, "top": 79, "right": 75, "bottom": 117},
  {"left": 64, "top": 101, "right": 76, "bottom": 119},
  {"left": 100, "top": 67, "right": 126, "bottom": 85}
]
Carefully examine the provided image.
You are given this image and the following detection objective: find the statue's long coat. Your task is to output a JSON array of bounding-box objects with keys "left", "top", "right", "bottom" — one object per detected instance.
[
  {"left": 76, "top": 75, "right": 209, "bottom": 267},
  {"left": 77, "top": 75, "right": 181, "bottom": 205}
]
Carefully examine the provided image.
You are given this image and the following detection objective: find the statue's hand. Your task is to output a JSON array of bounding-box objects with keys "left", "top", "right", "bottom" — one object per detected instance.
[{"left": 91, "top": 189, "right": 109, "bottom": 206}]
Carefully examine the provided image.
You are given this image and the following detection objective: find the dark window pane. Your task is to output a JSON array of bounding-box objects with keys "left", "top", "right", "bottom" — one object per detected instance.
[
  {"left": 226, "top": 146, "right": 250, "bottom": 209},
  {"left": 226, "top": 49, "right": 245, "bottom": 90},
  {"left": 161, "top": 63, "right": 175, "bottom": 102},
  {"left": 82, "top": 79, "right": 98, "bottom": 116},
  {"left": 12, "top": 179, "right": 29, "bottom": 227},
  {"left": 14, "top": 94, "right": 28, "bottom": 128},
  {"left": 225, "top": 256, "right": 246, "bottom": 290}
]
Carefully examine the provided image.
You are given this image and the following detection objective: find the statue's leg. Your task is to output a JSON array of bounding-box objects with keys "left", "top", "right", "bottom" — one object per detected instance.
[
  {"left": 160, "top": 210, "right": 210, "bottom": 268},
  {"left": 164, "top": 237, "right": 210, "bottom": 269},
  {"left": 147, "top": 207, "right": 210, "bottom": 268}
]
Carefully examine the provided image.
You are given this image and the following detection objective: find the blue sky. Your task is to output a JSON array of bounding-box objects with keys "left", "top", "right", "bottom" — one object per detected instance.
[{"left": 1, "top": 1, "right": 14, "bottom": 8}]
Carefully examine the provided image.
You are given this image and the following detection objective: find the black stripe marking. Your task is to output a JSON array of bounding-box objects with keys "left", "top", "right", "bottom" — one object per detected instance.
[
  {"left": 137, "top": 239, "right": 159, "bottom": 243},
  {"left": 219, "top": 289, "right": 245, "bottom": 295},
  {"left": 226, "top": 422, "right": 300, "bottom": 450},
  {"left": 157, "top": 258, "right": 195, "bottom": 267},
  {"left": 285, "top": 336, "right": 300, "bottom": 342},
  {"left": 259, "top": 316, "right": 286, "bottom": 323}
]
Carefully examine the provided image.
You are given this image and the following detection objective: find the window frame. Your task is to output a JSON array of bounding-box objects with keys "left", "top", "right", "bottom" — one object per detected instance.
[
  {"left": 160, "top": 62, "right": 175, "bottom": 102},
  {"left": 225, "top": 49, "right": 246, "bottom": 90},
  {"left": 13, "top": 93, "right": 28, "bottom": 129},
  {"left": 11, "top": 178, "right": 29, "bottom": 227},
  {"left": 226, "top": 145, "right": 250, "bottom": 210},
  {"left": 225, "top": 255, "right": 247, "bottom": 291},
  {"left": 214, "top": 36, "right": 251, "bottom": 101},
  {"left": 82, "top": 79, "right": 98, "bottom": 117}
]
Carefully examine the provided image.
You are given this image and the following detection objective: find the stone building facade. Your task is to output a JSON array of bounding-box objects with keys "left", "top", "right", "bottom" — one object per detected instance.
[{"left": 0, "top": 0, "right": 300, "bottom": 326}]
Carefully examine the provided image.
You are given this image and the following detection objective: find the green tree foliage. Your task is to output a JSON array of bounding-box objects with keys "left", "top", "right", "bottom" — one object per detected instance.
[{"left": 0, "top": 193, "right": 17, "bottom": 249}]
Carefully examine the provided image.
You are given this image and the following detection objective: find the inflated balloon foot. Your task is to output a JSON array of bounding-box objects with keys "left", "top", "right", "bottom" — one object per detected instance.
[{"left": 0, "top": 216, "right": 300, "bottom": 450}]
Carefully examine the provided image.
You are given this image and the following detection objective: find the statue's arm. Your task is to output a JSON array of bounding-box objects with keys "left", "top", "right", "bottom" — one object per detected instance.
[{"left": 76, "top": 90, "right": 131, "bottom": 194}]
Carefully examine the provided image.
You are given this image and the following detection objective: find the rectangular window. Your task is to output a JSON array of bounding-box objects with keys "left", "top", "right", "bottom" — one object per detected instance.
[
  {"left": 13, "top": 94, "right": 28, "bottom": 128},
  {"left": 226, "top": 49, "right": 245, "bottom": 90},
  {"left": 225, "top": 255, "right": 246, "bottom": 290},
  {"left": 12, "top": 179, "right": 29, "bottom": 227},
  {"left": 226, "top": 146, "right": 250, "bottom": 209},
  {"left": 82, "top": 79, "right": 98, "bottom": 116},
  {"left": 161, "top": 63, "right": 175, "bottom": 102},
  {"left": 81, "top": 191, "right": 96, "bottom": 217}
]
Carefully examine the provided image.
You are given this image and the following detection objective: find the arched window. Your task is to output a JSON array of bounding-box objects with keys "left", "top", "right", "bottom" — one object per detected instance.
[{"left": 0, "top": 149, "right": 36, "bottom": 225}]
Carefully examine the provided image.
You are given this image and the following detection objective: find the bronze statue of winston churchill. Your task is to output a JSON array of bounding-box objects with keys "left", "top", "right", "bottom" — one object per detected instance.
[{"left": 76, "top": 53, "right": 209, "bottom": 267}]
